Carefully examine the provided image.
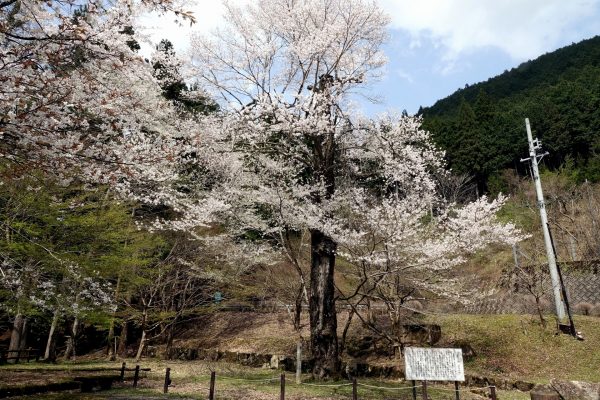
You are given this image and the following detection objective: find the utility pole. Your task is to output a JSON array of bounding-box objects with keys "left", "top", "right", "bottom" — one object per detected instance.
[{"left": 520, "top": 118, "right": 566, "bottom": 320}]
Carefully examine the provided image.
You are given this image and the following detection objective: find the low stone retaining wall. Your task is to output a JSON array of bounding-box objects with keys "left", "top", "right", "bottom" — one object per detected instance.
[{"left": 165, "top": 347, "right": 537, "bottom": 392}]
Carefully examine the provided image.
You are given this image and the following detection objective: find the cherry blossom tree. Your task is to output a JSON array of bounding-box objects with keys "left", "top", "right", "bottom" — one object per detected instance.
[
  {"left": 0, "top": 0, "right": 206, "bottom": 201},
  {"left": 2, "top": 0, "right": 523, "bottom": 376},
  {"left": 188, "top": 0, "right": 521, "bottom": 377},
  {"left": 1, "top": 0, "right": 230, "bottom": 252}
]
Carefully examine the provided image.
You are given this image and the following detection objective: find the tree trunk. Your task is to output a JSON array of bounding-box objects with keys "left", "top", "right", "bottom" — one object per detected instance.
[
  {"left": 308, "top": 75, "right": 339, "bottom": 378},
  {"left": 309, "top": 229, "right": 339, "bottom": 378},
  {"left": 134, "top": 330, "right": 146, "bottom": 362},
  {"left": 535, "top": 296, "right": 547, "bottom": 328},
  {"left": 8, "top": 313, "right": 26, "bottom": 363},
  {"left": 106, "top": 275, "right": 121, "bottom": 361},
  {"left": 63, "top": 317, "right": 79, "bottom": 360},
  {"left": 293, "top": 285, "right": 303, "bottom": 331},
  {"left": 18, "top": 317, "right": 28, "bottom": 351},
  {"left": 339, "top": 308, "right": 355, "bottom": 356},
  {"left": 134, "top": 308, "right": 148, "bottom": 362},
  {"left": 117, "top": 320, "right": 128, "bottom": 357},
  {"left": 164, "top": 325, "right": 175, "bottom": 359},
  {"left": 106, "top": 321, "right": 116, "bottom": 361},
  {"left": 44, "top": 311, "right": 59, "bottom": 361}
]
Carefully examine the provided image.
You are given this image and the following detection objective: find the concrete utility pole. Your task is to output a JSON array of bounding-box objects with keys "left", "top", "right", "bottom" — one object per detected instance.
[{"left": 520, "top": 118, "right": 567, "bottom": 320}]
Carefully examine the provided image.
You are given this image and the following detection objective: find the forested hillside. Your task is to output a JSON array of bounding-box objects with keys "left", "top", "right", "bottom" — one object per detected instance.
[{"left": 421, "top": 35, "right": 600, "bottom": 191}]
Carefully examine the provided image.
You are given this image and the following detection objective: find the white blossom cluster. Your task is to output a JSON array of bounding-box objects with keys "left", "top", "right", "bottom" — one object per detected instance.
[
  {"left": 0, "top": 258, "right": 115, "bottom": 317},
  {"left": 181, "top": 0, "right": 524, "bottom": 301},
  {"left": 1, "top": 0, "right": 526, "bottom": 307}
]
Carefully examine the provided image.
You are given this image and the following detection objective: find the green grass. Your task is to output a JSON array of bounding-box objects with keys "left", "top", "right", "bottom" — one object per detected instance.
[{"left": 431, "top": 314, "right": 600, "bottom": 383}]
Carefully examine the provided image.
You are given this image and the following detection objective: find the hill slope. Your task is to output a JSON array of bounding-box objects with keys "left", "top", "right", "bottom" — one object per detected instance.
[{"left": 420, "top": 35, "right": 600, "bottom": 190}]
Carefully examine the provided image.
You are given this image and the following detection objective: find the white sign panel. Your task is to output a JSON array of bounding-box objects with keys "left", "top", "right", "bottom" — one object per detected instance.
[{"left": 404, "top": 347, "right": 465, "bottom": 381}]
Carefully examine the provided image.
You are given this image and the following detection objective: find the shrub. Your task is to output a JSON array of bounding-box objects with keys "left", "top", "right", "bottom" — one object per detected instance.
[
  {"left": 589, "top": 303, "right": 600, "bottom": 317},
  {"left": 573, "top": 302, "right": 594, "bottom": 315}
]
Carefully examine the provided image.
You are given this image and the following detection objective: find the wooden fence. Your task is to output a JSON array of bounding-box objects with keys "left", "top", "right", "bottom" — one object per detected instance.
[
  {"left": 157, "top": 367, "right": 498, "bottom": 400},
  {"left": 0, "top": 348, "right": 40, "bottom": 364}
]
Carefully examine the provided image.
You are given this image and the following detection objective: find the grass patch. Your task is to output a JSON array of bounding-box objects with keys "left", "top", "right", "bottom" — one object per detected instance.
[
  {"left": 1, "top": 359, "right": 502, "bottom": 399},
  {"left": 431, "top": 314, "right": 600, "bottom": 383}
]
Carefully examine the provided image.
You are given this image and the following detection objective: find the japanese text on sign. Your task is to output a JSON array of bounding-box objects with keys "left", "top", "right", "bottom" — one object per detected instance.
[{"left": 404, "top": 347, "right": 464, "bottom": 381}]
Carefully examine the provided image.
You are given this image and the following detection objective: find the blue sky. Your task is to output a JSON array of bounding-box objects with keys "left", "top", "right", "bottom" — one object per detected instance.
[{"left": 138, "top": 0, "right": 600, "bottom": 115}]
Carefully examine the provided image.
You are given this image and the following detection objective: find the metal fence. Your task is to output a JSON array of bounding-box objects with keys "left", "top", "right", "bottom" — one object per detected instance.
[{"left": 460, "top": 261, "right": 600, "bottom": 315}]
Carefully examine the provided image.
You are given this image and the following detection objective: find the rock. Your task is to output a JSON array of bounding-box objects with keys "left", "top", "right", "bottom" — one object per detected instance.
[
  {"left": 270, "top": 354, "right": 286, "bottom": 370},
  {"left": 238, "top": 352, "right": 271, "bottom": 367},
  {"left": 400, "top": 324, "right": 442, "bottom": 345},
  {"left": 452, "top": 340, "right": 477, "bottom": 361},
  {"left": 551, "top": 379, "right": 600, "bottom": 400},
  {"left": 530, "top": 384, "right": 559, "bottom": 400},
  {"left": 470, "top": 387, "right": 491, "bottom": 398},
  {"left": 220, "top": 351, "right": 238, "bottom": 362},
  {"left": 514, "top": 380, "right": 535, "bottom": 391}
]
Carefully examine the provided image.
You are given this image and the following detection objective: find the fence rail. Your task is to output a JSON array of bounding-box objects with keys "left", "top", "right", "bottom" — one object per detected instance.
[{"left": 0, "top": 348, "right": 40, "bottom": 364}]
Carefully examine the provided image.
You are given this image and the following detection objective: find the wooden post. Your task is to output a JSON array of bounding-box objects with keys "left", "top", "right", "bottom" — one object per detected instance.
[
  {"left": 454, "top": 381, "right": 460, "bottom": 400},
  {"left": 490, "top": 385, "right": 497, "bottom": 400},
  {"left": 512, "top": 244, "right": 519, "bottom": 269},
  {"left": 133, "top": 365, "right": 140, "bottom": 388},
  {"left": 569, "top": 236, "right": 577, "bottom": 261},
  {"left": 120, "top": 362, "right": 126, "bottom": 381},
  {"left": 209, "top": 371, "right": 216, "bottom": 400},
  {"left": 296, "top": 342, "right": 302, "bottom": 384},
  {"left": 15, "top": 350, "right": 20, "bottom": 364},
  {"left": 412, "top": 380, "right": 417, "bottom": 400},
  {"left": 163, "top": 367, "right": 171, "bottom": 393},
  {"left": 35, "top": 349, "right": 40, "bottom": 362},
  {"left": 352, "top": 378, "right": 357, "bottom": 400},
  {"left": 422, "top": 381, "right": 428, "bottom": 400},
  {"left": 280, "top": 373, "right": 285, "bottom": 400}
]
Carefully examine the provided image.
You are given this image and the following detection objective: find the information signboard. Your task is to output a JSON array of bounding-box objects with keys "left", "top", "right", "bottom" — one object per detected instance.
[{"left": 404, "top": 347, "right": 464, "bottom": 381}]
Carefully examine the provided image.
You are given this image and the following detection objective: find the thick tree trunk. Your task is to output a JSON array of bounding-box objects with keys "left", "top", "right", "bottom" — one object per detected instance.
[
  {"left": 308, "top": 75, "right": 339, "bottom": 378},
  {"left": 8, "top": 313, "right": 26, "bottom": 363},
  {"left": 63, "top": 317, "right": 79, "bottom": 360},
  {"left": 309, "top": 229, "right": 339, "bottom": 378},
  {"left": 44, "top": 311, "right": 59, "bottom": 361}
]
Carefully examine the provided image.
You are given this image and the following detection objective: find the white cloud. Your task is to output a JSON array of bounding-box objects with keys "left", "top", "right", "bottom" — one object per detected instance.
[
  {"left": 135, "top": 0, "right": 250, "bottom": 56},
  {"left": 136, "top": 0, "right": 599, "bottom": 80},
  {"left": 378, "top": 0, "right": 600, "bottom": 60},
  {"left": 396, "top": 68, "right": 414, "bottom": 83},
  {"left": 138, "top": 0, "right": 599, "bottom": 60}
]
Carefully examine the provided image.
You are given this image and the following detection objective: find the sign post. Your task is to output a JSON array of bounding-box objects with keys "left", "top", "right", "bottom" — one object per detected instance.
[{"left": 404, "top": 347, "right": 465, "bottom": 399}]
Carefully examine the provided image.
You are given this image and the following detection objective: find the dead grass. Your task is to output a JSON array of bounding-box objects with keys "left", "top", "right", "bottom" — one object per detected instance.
[
  {"left": 172, "top": 311, "right": 600, "bottom": 385},
  {"left": 0, "top": 359, "right": 507, "bottom": 399}
]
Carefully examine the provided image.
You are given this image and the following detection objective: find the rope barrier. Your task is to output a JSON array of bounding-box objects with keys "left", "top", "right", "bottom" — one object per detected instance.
[
  {"left": 300, "top": 382, "right": 354, "bottom": 388},
  {"left": 356, "top": 382, "right": 417, "bottom": 391},
  {"left": 217, "top": 375, "right": 280, "bottom": 383}
]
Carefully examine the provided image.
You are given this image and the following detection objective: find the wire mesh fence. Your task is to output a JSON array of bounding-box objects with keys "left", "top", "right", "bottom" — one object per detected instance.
[{"left": 459, "top": 260, "right": 600, "bottom": 315}]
